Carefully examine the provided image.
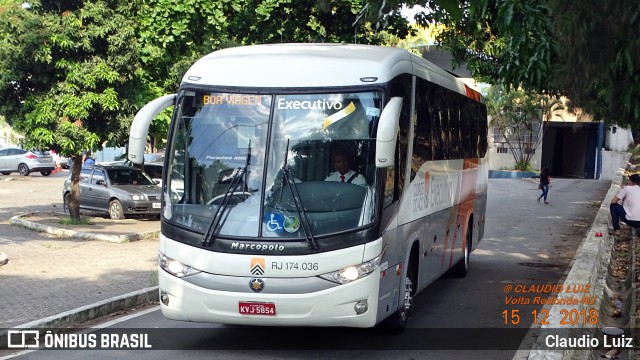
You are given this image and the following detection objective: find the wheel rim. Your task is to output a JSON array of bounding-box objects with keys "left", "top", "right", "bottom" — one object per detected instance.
[
  {"left": 63, "top": 195, "right": 69, "bottom": 213},
  {"left": 464, "top": 232, "right": 471, "bottom": 270},
  {"left": 110, "top": 202, "right": 121, "bottom": 219},
  {"left": 18, "top": 164, "right": 28, "bottom": 175},
  {"left": 464, "top": 246, "right": 469, "bottom": 270},
  {"left": 399, "top": 276, "right": 413, "bottom": 322}
]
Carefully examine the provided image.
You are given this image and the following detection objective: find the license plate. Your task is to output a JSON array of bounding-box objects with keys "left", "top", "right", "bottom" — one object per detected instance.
[
  {"left": 152, "top": 202, "right": 161, "bottom": 208},
  {"left": 239, "top": 302, "right": 276, "bottom": 316}
]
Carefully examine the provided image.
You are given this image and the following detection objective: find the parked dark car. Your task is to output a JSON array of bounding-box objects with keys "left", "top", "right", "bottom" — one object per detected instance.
[
  {"left": 0, "top": 147, "right": 56, "bottom": 176},
  {"left": 62, "top": 164, "right": 162, "bottom": 219}
]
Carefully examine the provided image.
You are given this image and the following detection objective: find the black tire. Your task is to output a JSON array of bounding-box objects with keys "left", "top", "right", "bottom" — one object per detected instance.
[
  {"left": 40, "top": 171, "right": 52, "bottom": 176},
  {"left": 63, "top": 193, "right": 70, "bottom": 214},
  {"left": 108, "top": 199, "right": 125, "bottom": 220},
  {"left": 381, "top": 260, "right": 415, "bottom": 334},
  {"left": 450, "top": 223, "right": 471, "bottom": 278},
  {"left": 18, "top": 163, "right": 30, "bottom": 176}
]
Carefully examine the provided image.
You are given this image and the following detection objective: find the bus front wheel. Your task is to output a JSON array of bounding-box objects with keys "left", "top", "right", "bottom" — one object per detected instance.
[{"left": 381, "top": 260, "right": 414, "bottom": 334}]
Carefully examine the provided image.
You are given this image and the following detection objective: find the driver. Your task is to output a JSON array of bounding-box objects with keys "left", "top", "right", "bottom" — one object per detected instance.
[{"left": 324, "top": 152, "right": 367, "bottom": 187}]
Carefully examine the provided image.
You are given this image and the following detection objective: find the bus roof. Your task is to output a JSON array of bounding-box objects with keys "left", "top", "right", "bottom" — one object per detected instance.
[{"left": 182, "top": 43, "right": 467, "bottom": 96}]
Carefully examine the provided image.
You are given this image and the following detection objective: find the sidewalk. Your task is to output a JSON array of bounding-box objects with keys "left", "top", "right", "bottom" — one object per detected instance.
[
  {"left": 10, "top": 211, "right": 160, "bottom": 243},
  {"left": 0, "top": 212, "right": 160, "bottom": 330}
]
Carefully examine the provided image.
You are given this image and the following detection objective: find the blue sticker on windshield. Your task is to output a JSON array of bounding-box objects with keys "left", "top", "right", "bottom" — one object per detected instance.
[{"left": 264, "top": 213, "right": 284, "bottom": 232}]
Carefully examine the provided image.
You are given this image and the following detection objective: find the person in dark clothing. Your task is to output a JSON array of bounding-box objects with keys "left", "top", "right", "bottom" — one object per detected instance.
[
  {"left": 537, "top": 166, "right": 551, "bottom": 204},
  {"left": 83, "top": 150, "right": 95, "bottom": 166}
]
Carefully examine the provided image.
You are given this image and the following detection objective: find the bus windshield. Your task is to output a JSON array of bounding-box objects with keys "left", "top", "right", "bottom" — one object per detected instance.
[{"left": 165, "top": 90, "right": 382, "bottom": 241}]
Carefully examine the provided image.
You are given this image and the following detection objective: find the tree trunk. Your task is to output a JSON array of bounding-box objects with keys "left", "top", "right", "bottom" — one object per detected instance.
[{"left": 68, "top": 154, "right": 83, "bottom": 220}]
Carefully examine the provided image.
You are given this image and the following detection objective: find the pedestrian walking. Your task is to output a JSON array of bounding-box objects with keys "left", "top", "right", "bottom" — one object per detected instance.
[
  {"left": 609, "top": 173, "right": 640, "bottom": 236},
  {"left": 537, "top": 166, "right": 551, "bottom": 204}
]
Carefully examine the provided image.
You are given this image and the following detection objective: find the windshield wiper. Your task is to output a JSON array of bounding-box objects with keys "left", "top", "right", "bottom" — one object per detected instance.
[
  {"left": 280, "top": 140, "right": 318, "bottom": 251},
  {"left": 202, "top": 141, "right": 251, "bottom": 247}
]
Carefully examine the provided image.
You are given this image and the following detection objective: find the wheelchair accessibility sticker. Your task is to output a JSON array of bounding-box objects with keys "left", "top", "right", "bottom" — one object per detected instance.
[
  {"left": 264, "top": 213, "right": 284, "bottom": 232},
  {"left": 264, "top": 213, "right": 300, "bottom": 233}
]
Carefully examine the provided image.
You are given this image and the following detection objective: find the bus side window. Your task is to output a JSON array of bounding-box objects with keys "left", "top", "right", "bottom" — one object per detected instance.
[
  {"left": 433, "top": 87, "right": 448, "bottom": 160},
  {"left": 412, "top": 78, "right": 432, "bottom": 181},
  {"left": 388, "top": 74, "right": 411, "bottom": 200},
  {"left": 449, "top": 94, "right": 460, "bottom": 159}
]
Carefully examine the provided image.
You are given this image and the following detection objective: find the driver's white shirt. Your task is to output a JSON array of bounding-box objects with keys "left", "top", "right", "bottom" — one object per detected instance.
[{"left": 324, "top": 170, "right": 367, "bottom": 187}]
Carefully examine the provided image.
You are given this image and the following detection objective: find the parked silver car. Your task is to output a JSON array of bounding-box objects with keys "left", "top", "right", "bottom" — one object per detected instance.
[
  {"left": 0, "top": 147, "right": 56, "bottom": 176},
  {"left": 62, "top": 164, "right": 162, "bottom": 219}
]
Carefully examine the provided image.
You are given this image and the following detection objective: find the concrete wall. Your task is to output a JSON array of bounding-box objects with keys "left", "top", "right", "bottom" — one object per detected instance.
[
  {"left": 605, "top": 126, "right": 633, "bottom": 151},
  {"left": 488, "top": 145, "right": 543, "bottom": 171},
  {"left": 601, "top": 151, "right": 629, "bottom": 180}
]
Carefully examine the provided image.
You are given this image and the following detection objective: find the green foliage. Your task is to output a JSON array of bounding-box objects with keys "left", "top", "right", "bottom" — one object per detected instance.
[
  {"left": 58, "top": 216, "right": 94, "bottom": 226},
  {"left": 0, "top": 0, "right": 145, "bottom": 156},
  {"left": 514, "top": 160, "right": 532, "bottom": 172},
  {"left": 484, "top": 84, "right": 563, "bottom": 169},
  {"left": 629, "top": 144, "right": 640, "bottom": 163},
  {"left": 0, "top": 0, "right": 414, "bottom": 219},
  {"left": 406, "top": 0, "right": 640, "bottom": 127},
  {"left": 0, "top": 0, "right": 413, "bottom": 157},
  {"left": 138, "top": 0, "right": 413, "bottom": 95}
]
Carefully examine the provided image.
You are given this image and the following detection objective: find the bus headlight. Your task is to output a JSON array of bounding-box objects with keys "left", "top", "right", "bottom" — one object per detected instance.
[
  {"left": 158, "top": 253, "right": 201, "bottom": 278},
  {"left": 319, "top": 255, "right": 381, "bottom": 284}
]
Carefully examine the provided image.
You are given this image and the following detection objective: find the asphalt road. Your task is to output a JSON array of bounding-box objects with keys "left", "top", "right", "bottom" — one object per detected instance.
[{"left": 4, "top": 177, "right": 612, "bottom": 360}]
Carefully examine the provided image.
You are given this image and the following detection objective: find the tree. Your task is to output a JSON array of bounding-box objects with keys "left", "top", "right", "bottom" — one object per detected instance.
[
  {"left": 393, "top": 0, "right": 640, "bottom": 127},
  {"left": 485, "top": 84, "right": 563, "bottom": 171},
  {"left": 0, "top": 0, "right": 147, "bottom": 219},
  {"left": 137, "top": 0, "right": 414, "bottom": 95},
  {"left": 136, "top": 0, "right": 414, "bottom": 151},
  {"left": 0, "top": 0, "right": 413, "bottom": 220}
]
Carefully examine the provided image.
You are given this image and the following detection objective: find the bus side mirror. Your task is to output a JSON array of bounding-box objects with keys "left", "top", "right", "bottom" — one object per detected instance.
[
  {"left": 375, "top": 97, "right": 403, "bottom": 168},
  {"left": 128, "top": 94, "right": 176, "bottom": 165}
]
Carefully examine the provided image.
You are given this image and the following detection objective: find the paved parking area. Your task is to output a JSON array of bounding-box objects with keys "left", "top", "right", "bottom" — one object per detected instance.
[{"left": 0, "top": 172, "right": 159, "bottom": 328}]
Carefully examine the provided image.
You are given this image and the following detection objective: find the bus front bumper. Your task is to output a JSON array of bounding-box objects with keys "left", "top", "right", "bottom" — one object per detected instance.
[{"left": 158, "top": 268, "right": 380, "bottom": 328}]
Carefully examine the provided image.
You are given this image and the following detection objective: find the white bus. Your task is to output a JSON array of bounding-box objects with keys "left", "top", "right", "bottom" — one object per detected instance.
[{"left": 129, "top": 43, "right": 488, "bottom": 332}]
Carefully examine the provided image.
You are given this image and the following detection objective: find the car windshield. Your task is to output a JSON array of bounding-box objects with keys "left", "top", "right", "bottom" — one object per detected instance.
[{"left": 107, "top": 168, "right": 155, "bottom": 186}]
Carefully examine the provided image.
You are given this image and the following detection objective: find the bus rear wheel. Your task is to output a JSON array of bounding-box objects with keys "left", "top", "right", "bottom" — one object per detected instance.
[{"left": 450, "top": 223, "right": 471, "bottom": 278}]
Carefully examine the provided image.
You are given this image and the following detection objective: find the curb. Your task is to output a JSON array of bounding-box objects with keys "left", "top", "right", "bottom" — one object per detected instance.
[
  {"left": 527, "top": 154, "right": 629, "bottom": 360},
  {"left": 9, "top": 212, "right": 160, "bottom": 243},
  {"left": 0, "top": 287, "right": 158, "bottom": 349}
]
